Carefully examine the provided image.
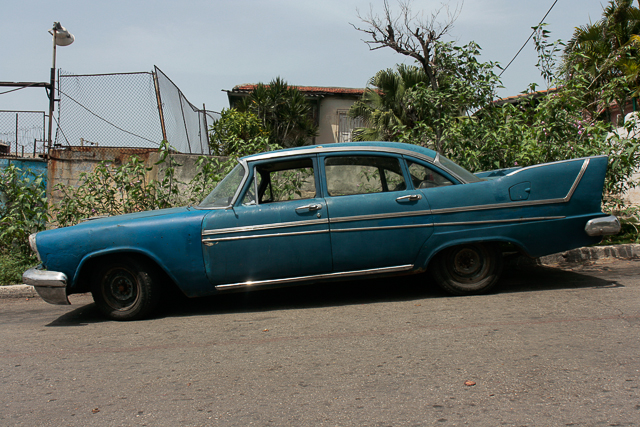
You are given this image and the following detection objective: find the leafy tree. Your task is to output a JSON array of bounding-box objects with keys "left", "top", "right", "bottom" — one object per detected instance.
[
  {"left": 394, "top": 26, "right": 640, "bottom": 203},
  {"left": 352, "top": 1, "right": 500, "bottom": 151},
  {"left": 352, "top": 41, "right": 500, "bottom": 152},
  {"left": 209, "top": 108, "right": 273, "bottom": 156},
  {"left": 236, "top": 77, "right": 318, "bottom": 148},
  {"left": 562, "top": 0, "right": 640, "bottom": 122}
]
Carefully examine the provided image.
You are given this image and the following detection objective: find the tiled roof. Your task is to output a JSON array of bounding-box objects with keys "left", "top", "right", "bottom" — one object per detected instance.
[
  {"left": 493, "top": 87, "right": 559, "bottom": 106},
  {"left": 230, "top": 84, "right": 366, "bottom": 96}
]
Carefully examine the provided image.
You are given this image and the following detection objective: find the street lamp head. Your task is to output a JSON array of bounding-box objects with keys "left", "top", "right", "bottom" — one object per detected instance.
[{"left": 48, "top": 22, "right": 75, "bottom": 46}]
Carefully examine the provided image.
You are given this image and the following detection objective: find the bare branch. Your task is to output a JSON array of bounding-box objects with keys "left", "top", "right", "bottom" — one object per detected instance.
[{"left": 351, "top": 0, "right": 462, "bottom": 91}]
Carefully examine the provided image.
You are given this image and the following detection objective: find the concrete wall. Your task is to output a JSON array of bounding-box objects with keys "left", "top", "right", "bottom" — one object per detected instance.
[
  {"left": 47, "top": 147, "right": 221, "bottom": 208},
  {"left": 0, "top": 157, "right": 48, "bottom": 178},
  {"left": 317, "top": 98, "right": 359, "bottom": 144}
]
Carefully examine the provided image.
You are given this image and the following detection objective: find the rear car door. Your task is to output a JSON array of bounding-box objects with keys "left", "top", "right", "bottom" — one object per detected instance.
[{"left": 321, "top": 153, "right": 434, "bottom": 272}]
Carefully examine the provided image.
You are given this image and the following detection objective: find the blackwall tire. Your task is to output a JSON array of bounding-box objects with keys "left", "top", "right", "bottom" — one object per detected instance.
[
  {"left": 431, "top": 243, "right": 503, "bottom": 296},
  {"left": 91, "top": 257, "right": 161, "bottom": 321}
]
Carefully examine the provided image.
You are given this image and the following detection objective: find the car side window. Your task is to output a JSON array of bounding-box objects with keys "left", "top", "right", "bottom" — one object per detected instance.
[
  {"left": 241, "top": 158, "right": 316, "bottom": 205},
  {"left": 324, "top": 156, "right": 406, "bottom": 196},
  {"left": 407, "top": 161, "right": 454, "bottom": 189}
]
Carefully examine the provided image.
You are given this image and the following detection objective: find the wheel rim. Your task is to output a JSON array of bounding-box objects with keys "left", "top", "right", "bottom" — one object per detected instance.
[
  {"left": 102, "top": 268, "right": 140, "bottom": 311},
  {"left": 446, "top": 246, "right": 491, "bottom": 286}
]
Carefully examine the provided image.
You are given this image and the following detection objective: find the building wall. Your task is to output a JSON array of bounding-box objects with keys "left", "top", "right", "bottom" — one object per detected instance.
[{"left": 317, "top": 98, "right": 359, "bottom": 144}]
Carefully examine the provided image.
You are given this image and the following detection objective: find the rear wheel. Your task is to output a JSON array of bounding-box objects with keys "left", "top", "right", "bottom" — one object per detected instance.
[
  {"left": 431, "top": 243, "right": 503, "bottom": 295},
  {"left": 91, "top": 257, "right": 162, "bottom": 321}
]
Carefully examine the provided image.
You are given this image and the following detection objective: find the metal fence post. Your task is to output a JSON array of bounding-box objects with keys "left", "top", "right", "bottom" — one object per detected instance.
[
  {"left": 15, "top": 113, "right": 18, "bottom": 157},
  {"left": 153, "top": 70, "right": 167, "bottom": 144}
]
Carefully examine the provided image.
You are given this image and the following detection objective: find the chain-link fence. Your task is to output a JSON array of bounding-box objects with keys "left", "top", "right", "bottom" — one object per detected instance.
[
  {"left": 154, "top": 67, "right": 219, "bottom": 154},
  {"left": 0, "top": 111, "right": 46, "bottom": 157},
  {"left": 55, "top": 67, "right": 219, "bottom": 155}
]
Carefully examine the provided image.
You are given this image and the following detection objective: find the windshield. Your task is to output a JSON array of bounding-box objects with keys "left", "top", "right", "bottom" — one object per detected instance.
[
  {"left": 199, "top": 163, "right": 246, "bottom": 208},
  {"left": 435, "top": 154, "right": 481, "bottom": 183}
]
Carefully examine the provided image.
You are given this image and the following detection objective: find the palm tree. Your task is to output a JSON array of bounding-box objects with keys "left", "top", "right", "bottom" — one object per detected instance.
[
  {"left": 563, "top": 0, "right": 640, "bottom": 118},
  {"left": 348, "top": 64, "right": 428, "bottom": 141},
  {"left": 237, "top": 77, "right": 318, "bottom": 148}
]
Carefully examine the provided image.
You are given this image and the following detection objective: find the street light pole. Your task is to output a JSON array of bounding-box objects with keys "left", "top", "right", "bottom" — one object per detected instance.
[{"left": 46, "top": 22, "right": 74, "bottom": 157}]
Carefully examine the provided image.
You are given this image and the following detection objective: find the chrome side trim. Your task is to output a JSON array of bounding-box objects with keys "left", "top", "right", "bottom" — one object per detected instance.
[
  {"left": 332, "top": 224, "right": 434, "bottom": 233},
  {"left": 432, "top": 199, "right": 565, "bottom": 215},
  {"left": 432, "top": 160, "right": 589, "bottom": 215},
  {"left": 564, "top": 158, "right": 590, "bottom": 201},
  {"left": 203, "top": 218, "right": 329, "bottom": 236},
  {"left": 436, "top": 216, "right": 566, "bottom": 227},
  {"left": 22, "top": 266, "right": 70, "bottom": 305},
  {"left": 330, "top": 216, "right": 565, "bottom": 233},
  {"left": 203, "top": 229, "right": 329, "bottom": 245},
  {"left": 202, "top": 216, "right": 567, "bottom": 243},
  {"left": 215, "top": 264, "right": 414, "bottom": 290},
  {"left": 328, "top": 209, "right": 432, "bottom": 224},
  {"left": 585, "top": 215, "right": 621, "bottom": 236}
]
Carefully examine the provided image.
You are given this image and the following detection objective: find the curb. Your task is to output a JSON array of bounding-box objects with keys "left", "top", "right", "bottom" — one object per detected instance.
[
  {"left": 526, "top": 243, "right": 640, "bottom": 266},
  {"left": 0, "top": 284, "right": 38, "bottom": 300},
  {"left": 2, "top": 244, "right": 639, "bottom": 300}
]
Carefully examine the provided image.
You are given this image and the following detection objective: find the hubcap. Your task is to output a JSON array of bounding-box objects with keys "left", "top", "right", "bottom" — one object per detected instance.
[
  {"left": 452, "top": 248, "right": 481, "bottom": 276},
  {"left": 110, "top": 274, "right": 135, "bottom": 301},
  {"left": 103, "top": 268, "right": 139, "bottom": 310}
]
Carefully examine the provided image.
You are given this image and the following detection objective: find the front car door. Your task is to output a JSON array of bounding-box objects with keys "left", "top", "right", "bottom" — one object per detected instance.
[
  {"left": 320, "top": 153, "right": 434, "bottom": 273},
  {"left": 201, "top": 156, "right": 332, "bottom": 287}
]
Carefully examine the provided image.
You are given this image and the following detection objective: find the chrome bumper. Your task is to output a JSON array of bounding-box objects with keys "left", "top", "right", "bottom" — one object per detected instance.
[
  {"left": 585, "top": 215, "right": 621, "bottom": 237},
  {"left": 22, "top": 266, "right": 70, "bottom": 305}
]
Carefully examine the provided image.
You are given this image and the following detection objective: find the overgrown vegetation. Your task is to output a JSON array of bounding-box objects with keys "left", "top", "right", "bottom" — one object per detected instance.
[
  {"left": 0, "top": 165, "right": 47, "bottom": 284},
  {"left": 0, "top": 165, "right": 48, "bottom": 256},
  {"left": 52, "top": 141, "right": 234, "bottom": 227},
  {"left": 233, "top": 77, "right": 318, "bottom": 148}
]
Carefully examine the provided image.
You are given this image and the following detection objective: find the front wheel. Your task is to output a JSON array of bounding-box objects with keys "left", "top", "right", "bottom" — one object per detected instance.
[
  {"left": 91, "top": 257, "right": 162, "bottom": 321},
  {"left": 430, "top": 243, "right": 503, "bottom": 296}
]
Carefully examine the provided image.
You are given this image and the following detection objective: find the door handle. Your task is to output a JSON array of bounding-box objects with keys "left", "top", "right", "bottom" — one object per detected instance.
[
  {"left": 396, "top": 194, "right": 422, "bottom": 202},
  {"left": 295, "top": 203, "right": 322, "bottom": 211}
]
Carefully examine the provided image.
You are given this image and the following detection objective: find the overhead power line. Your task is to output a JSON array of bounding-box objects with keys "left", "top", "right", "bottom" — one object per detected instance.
[{"left": 499, "top": 0, "right": 559, "bottom": 77}]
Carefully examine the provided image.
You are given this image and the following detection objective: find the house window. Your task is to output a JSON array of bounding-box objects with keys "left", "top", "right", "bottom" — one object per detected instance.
[{"left": 337, "top": 110, "right": 366, "bottom": 143}]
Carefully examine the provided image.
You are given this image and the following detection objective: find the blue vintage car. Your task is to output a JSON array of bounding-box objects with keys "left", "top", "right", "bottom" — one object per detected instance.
[{"left": 24, "top": 142, "right": 620, "bottom": 320}]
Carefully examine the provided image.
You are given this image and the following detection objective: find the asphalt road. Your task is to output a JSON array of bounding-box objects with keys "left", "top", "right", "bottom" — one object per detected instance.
[{"left": 1, "top": 259, "right": 639, "bottom": 427}]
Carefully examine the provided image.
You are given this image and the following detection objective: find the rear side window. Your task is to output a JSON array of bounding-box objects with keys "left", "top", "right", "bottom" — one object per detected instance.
[
  {"left": 407, "top": 161, "right": 454, "bottom": 189},
  {"left": 324, "top": 156, "right": 406, "bottom": 196}
]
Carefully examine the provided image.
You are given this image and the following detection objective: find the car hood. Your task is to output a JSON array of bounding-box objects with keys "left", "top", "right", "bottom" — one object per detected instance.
[{"left": 69, "top": 206, "right": 195, "bottom": 229}]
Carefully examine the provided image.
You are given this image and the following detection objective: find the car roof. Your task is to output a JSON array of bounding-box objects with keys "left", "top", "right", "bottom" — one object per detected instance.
[{"left": 242, "top": 141, "right": 438, "bottom": 163}]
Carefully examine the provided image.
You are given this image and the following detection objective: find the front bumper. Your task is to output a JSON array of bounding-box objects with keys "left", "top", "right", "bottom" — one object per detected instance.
[
  {"left": 22, "top": 266, "right": 70, "bottom": 305},
  {"left": 585, "top": 215, "right": 621, "bottom": 237}
]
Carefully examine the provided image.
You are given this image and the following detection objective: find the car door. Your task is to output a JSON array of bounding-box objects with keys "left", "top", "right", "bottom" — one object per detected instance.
[
  {"left": 321, "top": 153, "right": 434, "bottom": 272},
  {"left": 202, "top": 156, "right": 332, "bottom": 286}
]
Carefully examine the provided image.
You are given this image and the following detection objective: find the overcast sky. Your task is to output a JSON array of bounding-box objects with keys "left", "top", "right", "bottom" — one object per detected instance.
[{"left": 1, "top": 0, "right": 606, "bottom": 115}]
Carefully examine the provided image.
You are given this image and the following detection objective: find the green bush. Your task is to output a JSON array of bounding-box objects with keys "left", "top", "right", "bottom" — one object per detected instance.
[
  {"left": 0, "top": 165, "right": 48, "bottom": 256},
  {"left": 0, "top": 253, "right": 37, "bottom": 286}
]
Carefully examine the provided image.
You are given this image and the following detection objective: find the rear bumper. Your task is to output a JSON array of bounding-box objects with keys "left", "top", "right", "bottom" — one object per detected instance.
[
  {"left": 585, "top": 215, "right": 621, "bottom": 237},
  {"left": 22, "top": 266, "right": 70, "bottom": 305}
]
